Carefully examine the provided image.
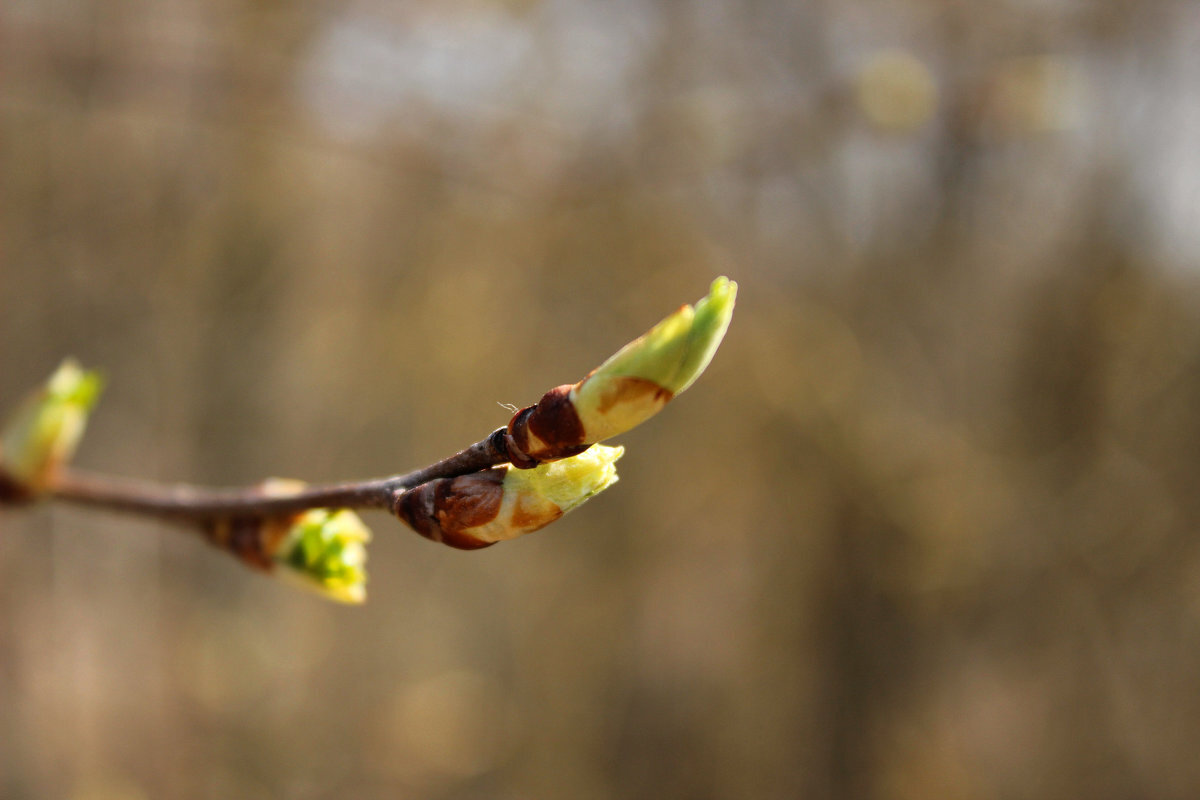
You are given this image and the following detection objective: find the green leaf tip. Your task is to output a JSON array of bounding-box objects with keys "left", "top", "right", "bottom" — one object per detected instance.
[
  {"left": 1, "top": 359, "right": 104, "bottom": 493},
  {"left": 677, "top": 276, "right": 737, "bottom": 393},
  {"left": 570, "top": 276, "right": 737, "bottom": 442},
  {"left": 47, "top": 358, "right": 105, "bottom": 408}
]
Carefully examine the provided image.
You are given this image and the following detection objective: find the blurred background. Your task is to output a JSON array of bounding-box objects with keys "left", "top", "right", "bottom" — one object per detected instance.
[{"left": 4, "top": 0, "right": 1200, "bottom": 798}]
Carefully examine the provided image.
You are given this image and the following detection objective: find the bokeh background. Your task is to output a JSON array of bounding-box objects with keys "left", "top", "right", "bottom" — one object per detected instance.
[{"left": 5, "top": 1, "right": 1200, "bottom": 798}]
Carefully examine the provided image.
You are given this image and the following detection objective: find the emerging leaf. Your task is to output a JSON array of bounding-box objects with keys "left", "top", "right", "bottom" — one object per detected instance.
[
  {"left": 275, "top": 508, "right": 372, "bottom": 604},
  {"left": 0, "top": 359, "right": 103, "bottom": 494},
  {"left": 505, "top": 277, "right": 736, "bottom": 463},
  {"left": 201, "top": 479, "right": 372, "bottom": 604},
  {"left": 396, "top": 444, "right": 624, "bottom": 549}
]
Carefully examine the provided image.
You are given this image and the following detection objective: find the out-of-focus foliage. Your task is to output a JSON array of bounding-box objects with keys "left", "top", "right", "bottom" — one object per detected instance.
[{"left": 4, "top": 1, "right": 1200, "bottom": 798}]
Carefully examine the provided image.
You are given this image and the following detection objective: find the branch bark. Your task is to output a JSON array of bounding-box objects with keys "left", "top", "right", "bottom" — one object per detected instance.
[{"left": 43, "top": 427, "right": 522, "bottom": 523}]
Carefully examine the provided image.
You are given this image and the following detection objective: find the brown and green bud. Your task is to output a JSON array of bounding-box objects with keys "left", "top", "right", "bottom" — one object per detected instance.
[
  {"left": 395, "top": 444, "right": 623, "bottom": 549},
  {"left": 504, "top": 277, "right": 736, "bottom": 466},
  {"left": 202, "top": 479, "right": 371, "bottom": 604},
  {"left": 0, "top": 359, "right": 103, "bottom": 499}
]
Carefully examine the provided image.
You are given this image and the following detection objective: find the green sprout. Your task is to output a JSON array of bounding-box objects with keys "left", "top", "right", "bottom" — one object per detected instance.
[
  {"left": 0, "top": 359, "right": 103, "bottom": 493},
  {"left": 276, "top": 509, "right": 371, "bottom": 604},
  {"left": 396, "top": 444, "right": 624, "bottom": 549},
  {"left": 502, "top": 277, "right": 737, "bottom": 466},
  {"left": 573, "top": 277, "right": 736, "bottom": 442},
  {"left": 503, "top": 443, "right": 623, "bottom": 517}
]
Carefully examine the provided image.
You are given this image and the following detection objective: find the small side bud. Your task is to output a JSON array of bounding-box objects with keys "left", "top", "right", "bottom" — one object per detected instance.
[
  {"left": 395, "top": 444, "right": 623, "bottom": 549},
  {"left": 275, "top": 508, "right": 371, "bottom": 604},
  {"left": 203, "top": 479, "right": 371, "bottom": 604},
  {"left": 505, "top": 277, "right": 736, "bottom": 464},
  {"left": 0, "top": 359, "right": 103, "bottom": 497}
]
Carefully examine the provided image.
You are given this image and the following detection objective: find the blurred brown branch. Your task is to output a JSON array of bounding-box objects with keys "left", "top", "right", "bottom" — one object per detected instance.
[{"left": 41, "top": 427, "right": 513, "bottom": 521}]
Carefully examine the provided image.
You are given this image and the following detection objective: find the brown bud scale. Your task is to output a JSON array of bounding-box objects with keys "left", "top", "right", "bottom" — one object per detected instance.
[
  {"left": 394, "top": 469, "right": 505, "bottom": 550},
  {"left": 204, "top": 515, "right": 291, "bottom": 571},
  {"left": 0, "top": 467, "right": 33, "bottom": 504},
  {"left": 510, "top": 491, "right": 563, "bottom": 531},
  {"left": 505, "top": 384, "right": 589, "bottom": 467}
]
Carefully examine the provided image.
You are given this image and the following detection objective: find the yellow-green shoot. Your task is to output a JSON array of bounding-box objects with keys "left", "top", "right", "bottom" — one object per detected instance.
[
  {"left": 570, "top": 276, "right": 737, "bottom": 442},
  {"left": 276, "top": 509, "right": 371, "bottom": 603},
  {"left": 0, "top": 359, "right": 103, "bottom": 493}
]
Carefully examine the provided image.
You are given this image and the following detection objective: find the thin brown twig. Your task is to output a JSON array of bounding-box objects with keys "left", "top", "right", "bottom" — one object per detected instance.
[{"left": 44, "top": 427, "right": 525, "bottom": 522}]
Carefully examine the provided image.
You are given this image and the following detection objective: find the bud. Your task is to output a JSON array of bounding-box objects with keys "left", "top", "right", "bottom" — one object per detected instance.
[
  {"left": 0, "top": 359, "right": 103, "bottom": 497},
  {"left": 275, "top": 508, "right": 371, "bottom": 604},
  {"left": 395, "top": 444, "right": 623, "bottom": 549},
  {"left": 505, "top": 277, "right": 736, "bottom": 465},
  {"left": 203, "top": 479, "right": 371, "bottom": 604}
]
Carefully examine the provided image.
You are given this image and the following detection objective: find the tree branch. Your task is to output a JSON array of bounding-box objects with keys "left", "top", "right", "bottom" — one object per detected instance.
[
  {"left": 0, "top": 278, "right": 735, "bottom": 602},
  {"left": 45, "top": 427, "right": 519, "bottom": 522}
]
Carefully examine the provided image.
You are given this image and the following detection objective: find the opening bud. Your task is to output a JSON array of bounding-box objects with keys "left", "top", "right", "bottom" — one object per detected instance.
[
  {"left": 203, "top": 479, "right": 371, "bottom": 604},
  {"left": 505, "top": 277, "right": 736, "bottom": 463},
  {"left": 0, "top": 359, "right": 103, "bottom": 497},
  {"left": 275, "top": 508, "right": 371, "bottom": 604},
  {"left": 396, "top": 444, "right": 623, "bottom": 549}
]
